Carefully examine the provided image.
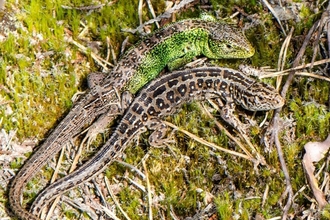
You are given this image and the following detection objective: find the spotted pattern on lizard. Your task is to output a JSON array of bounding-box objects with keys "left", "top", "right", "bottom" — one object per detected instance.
[{"left": 30, "top": 66, "right": 284, "bottom": 218}]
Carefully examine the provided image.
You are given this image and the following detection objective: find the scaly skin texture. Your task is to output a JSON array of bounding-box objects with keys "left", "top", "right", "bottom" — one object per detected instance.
[
  {"left": 30, "top": 66, "right": 284, "bottom": 219},
  {"left": 8, "top": 19, "right": 254, "bottom": 220}
]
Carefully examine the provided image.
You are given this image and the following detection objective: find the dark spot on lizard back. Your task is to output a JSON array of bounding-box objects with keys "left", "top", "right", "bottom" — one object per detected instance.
[
  {"left": 181, "top": 73, "right": 193, "bottom": 81},
  {"left": 156, "top": 98, "right": 170, "bottom": 110},
  {"left": 195, "top": 72, "right": 207, "bottom": 78},
  {"left": 131, "top": 103, "right": 144, "bottom": 114},
  {"left": 153, "top": 85, "right": 167, "bottom": 98},
  {"left": 189, "top": 81, "right": 198, "bottom": 93},
  {"left": 166, "top": 91, "right": 175, "bottom": 103},
  {"left": 178, "top": 84, "right": 187, "bottom": 96},
  {"left": 168, "top": 79, "right": 179, "bottom": 88}
]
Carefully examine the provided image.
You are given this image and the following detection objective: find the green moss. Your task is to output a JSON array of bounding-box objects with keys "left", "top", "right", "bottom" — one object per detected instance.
[
  {"left": 322, "top": 205, "right": 330, "bottom": 219},
  {"left": 118, "top": 187, "right": 142, "bottom": 219},
  {"left": 215, "top": 192, "right": 234, "bottom": 218},
  {"left": 291, "top": 102, "right": 330, "bottom": 139},
  {"left": 10, "top": 157, "right": 26, "bottom": 169},
  {"left": 62, "top": 207, "right": 80, "bottom": 219}
]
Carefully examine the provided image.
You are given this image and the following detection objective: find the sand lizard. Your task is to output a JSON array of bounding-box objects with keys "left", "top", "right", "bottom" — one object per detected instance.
[
  {"left": 29, "top": 66, "right": 285, "bottom": 219},
  {"left": 8, "top": 19, "right": 255, "bottom": 220}
]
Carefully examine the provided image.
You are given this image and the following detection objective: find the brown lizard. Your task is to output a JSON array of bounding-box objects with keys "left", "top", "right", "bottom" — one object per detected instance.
[{"left": 30, "top": 66, "right": 284, "bottom": 219}]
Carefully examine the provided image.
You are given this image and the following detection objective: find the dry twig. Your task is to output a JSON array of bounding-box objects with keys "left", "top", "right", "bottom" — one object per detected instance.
[{"left": 142, "top": 160, "right": 153, "bottom": 220}]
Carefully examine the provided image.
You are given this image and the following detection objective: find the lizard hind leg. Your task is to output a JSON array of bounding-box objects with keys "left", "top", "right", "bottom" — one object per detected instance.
[
  {"left": 83, "top": 91, "right": 134, "bottom": 144},
  {"left": 121, "top": 91, "right": 134, "bottom": 111}
]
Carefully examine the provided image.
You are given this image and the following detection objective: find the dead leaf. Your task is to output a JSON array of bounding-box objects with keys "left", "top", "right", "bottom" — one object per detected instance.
[{"left": 302, "top": 134, "right": 330, "bottom": 208}]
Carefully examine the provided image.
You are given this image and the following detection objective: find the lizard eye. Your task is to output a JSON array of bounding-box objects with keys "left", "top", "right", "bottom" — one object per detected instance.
[{"left": 226, "top": 44, "right": 232, "bottom": 49}]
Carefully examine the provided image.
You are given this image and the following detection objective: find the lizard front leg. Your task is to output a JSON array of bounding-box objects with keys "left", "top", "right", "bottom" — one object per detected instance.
[
  {"left": 167, "top": 44, "right": 200, "bottom": 71},
  {"left": 215, "top": 98, "right": 249, "bottom": 135},
  {"left": 147, "top": 118, "right": 175, "bottom": 147}
]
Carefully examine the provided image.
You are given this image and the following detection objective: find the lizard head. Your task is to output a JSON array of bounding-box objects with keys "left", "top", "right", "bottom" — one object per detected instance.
[
  {"left": 205, "top": 23, "right": 255, "bottom": 59},
  {"left": 238, "top": 82, "right": 285, "bottom": 111}
]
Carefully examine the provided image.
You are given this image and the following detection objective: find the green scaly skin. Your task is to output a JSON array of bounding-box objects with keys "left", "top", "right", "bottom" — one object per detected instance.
[{"left": 9, "top": 18, "right": 254, "bottom": 220}]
